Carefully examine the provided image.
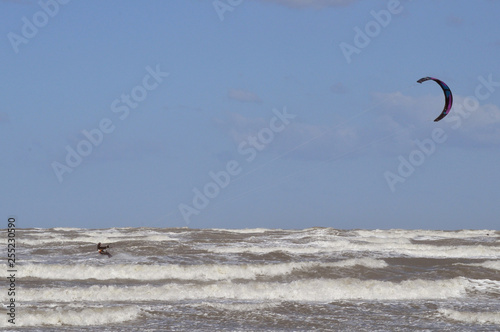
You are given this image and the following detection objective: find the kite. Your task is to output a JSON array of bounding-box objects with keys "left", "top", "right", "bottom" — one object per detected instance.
[{"left": 417, "top": 77, "right": 453, "bottom": 122}]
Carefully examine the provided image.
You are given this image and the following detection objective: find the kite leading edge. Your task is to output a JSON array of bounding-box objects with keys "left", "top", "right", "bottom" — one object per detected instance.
[{"left": 417, "top": 77, "right": 453, "bottom": 122}]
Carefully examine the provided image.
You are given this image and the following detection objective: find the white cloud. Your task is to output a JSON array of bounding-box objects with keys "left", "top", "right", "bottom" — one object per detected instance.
[
  {"left": 216, "top": 112, "right": 359, "bottom": 161},
  {"left": 446, "top": 100, "right": 500, "bottom": 146},
  {"left": 216, "top": 89, "right": 500, "bottom": 163},
  {"left": 372, "top": 91, "right": 500, "bottom": 148},
  {"left": 372, "top": 91, "right": 442, "bottom": 125}
]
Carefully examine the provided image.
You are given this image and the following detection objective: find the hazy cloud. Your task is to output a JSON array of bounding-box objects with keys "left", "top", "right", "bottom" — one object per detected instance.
[
  {"left": 0, "top": 0, "right": 33, "bottom": 4},
  {"left": 447, "top": 15, "right": 464, "bottom": 27},
  {"left": 217, "top": 88, "right": 500, "bottom": 163},
  {"left": 330, "top": 82, "right": 349, "bottom": 94},
  {"left": 164, "top": 104, "right": 204, "bottom": 113},
  {"left": 258, "top": 0, "right": 359, "bottom": 8},
  {"left": 227, "top": 89, "right": 262, "bottom": 103},
  {"left": 0, "top": 112, "right": 10, "bottom": 123},
  {"left": 372, "top": 91, "right": 500, "bottom": 148},
  {"left": 217, "top": 112, "right": 360, "bottom": 161}
]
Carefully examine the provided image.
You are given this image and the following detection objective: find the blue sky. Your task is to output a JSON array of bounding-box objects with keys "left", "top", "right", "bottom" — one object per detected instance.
[{"left": 1, "top": 0, "right": 499, "bottom": 230}]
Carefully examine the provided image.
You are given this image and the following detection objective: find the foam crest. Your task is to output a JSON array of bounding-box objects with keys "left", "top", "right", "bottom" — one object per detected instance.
[
  {"left": 0, "top": 306, "right": 140, "bottom": 327},
  {"left": 439, "top": 309, "right": 500, "bottom": 325},
  {"left": 467, "top": 279, "right": 500, "bottom": 296},
  {"left": 18, "top": 233, "right": 179, "bottom": 246},
  {"left": 17, "top": 259, "right": 387, "bottom": 281},
  {"left": 353, "top": 229, "right": 496, "bottom": 240},
  {"left": 193, "top": 301, "right": 280, "bottom": 312},
  {"left": 466, "top": 260, "right": 500, "bottom": 271},
  {"left": 211, "top": 228, "right": 275, "bottom": 234},
  {"left": 207, "top": 241, "right": 499, "bottom": 259},
  {"left": 13, "top": 278, "right": 471, "bottom": 303},
  {"left": 19, "top": 263, "right": 302, "bottom": 281}
]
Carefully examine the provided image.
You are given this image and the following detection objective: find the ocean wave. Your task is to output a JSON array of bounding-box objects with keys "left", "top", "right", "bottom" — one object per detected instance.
[
  {"left": 18, "top": 233, "right": 180, "bottom": 246},
  {"left": 460, "top": 260, "right": 500, "bottom": 271},
  {"left": 16, "top": 259, "right": 387, "bottom": 281},
  {"left": 0, "top": 305, "right": 141, "bottom": 327},
  {"left": 466, "top": 279, "right": 500, "bottom": 296},
  {"left": 329, "top": 258, "right": 388, "bottom": 269},
  {"left": 8, "top": 278, "right": 473, "bottom": 303},
  {"left": 191, "top": 301, "right": 281, "bottom": 312},
  {"left": 352, "top": 229, "right": 497, "bottom": 240},
  {"left": 439, "top": 308, "right": 500, "bottom": 325},
  {"left": 206, "top": 241, "right": 499, "bottom": 259},
  {"left": 211, "top": 228, "right": 277, "bottom": 234}
]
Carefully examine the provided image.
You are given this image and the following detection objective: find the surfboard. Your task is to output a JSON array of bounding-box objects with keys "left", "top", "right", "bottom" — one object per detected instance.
[{"left": 98, "top": 250, "right": 112, "bottom": 258}]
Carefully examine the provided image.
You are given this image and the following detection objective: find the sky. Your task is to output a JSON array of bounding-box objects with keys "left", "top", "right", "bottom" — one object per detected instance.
[{"left": 1, "top": 0, "right": 499, "bottom": 230}]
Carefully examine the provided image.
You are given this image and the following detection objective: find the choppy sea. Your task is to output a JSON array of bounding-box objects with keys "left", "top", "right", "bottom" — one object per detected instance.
[{"left": 1, "top": 227, "right": 499, "bottom": 331}]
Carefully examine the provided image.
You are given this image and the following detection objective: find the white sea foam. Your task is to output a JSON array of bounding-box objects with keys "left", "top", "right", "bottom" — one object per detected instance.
[
  {"left": 439, "top": 308, "right": 500, "bottom": 325},
  {"left": 279, "top": 228, "right": 340, "bottom": 240},
  {"left": 0, "top": 305, "right": 141, "bottom": 327},
  {"left": 18, "top": 233, "right": 180, "bottom": 246},
  {"left": 10, "top": 278, "right": 472, "bottom": 303},
  {"left": 206, "top": 241, "right": 499, "bottom": 259},
  {"left": 16, "top": 259, "right": 387, "bottom": 281},
  {"left": 211, "top": 228, "right": 276, "bottom": 234},
  {"left": 467, "top": 279, "right": 500, "bottom": 296},
  {"left": 192, "top": 301, "right": 281, "bottom": 312},
  {"left": 28, "top": 227, "right": 497, "bottom": 240},
  {"left": 50, "top": 227, "right": 85, "bottom": 232},
  {"left": 18, "top": 262, "right": 304, "bottom": 281},
  {"left": 353, "top": 229, "right": 496, "bottom": 240},
  {"left": 10, "top": 227, "right": 499, "bottom": 330},
  {"left": 461, "top": 260, "right": 500, "bottom": 271}
]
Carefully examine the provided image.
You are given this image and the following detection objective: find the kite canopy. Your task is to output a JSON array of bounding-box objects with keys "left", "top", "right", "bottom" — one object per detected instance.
[{"left": 417, "top": 77, "right": 453, "bottom": 122}]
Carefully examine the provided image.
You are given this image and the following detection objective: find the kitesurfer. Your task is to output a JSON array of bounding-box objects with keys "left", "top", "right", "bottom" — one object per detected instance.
[{"left": 97, "top": 242, "right": 110, "bottom": 255}]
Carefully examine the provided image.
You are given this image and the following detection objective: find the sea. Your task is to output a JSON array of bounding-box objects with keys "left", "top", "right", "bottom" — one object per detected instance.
[{"left": 1, "top": 227, "right": 499, "bottom": 331}]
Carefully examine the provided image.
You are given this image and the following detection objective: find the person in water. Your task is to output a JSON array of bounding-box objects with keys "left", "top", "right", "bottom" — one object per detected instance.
[{"left": 97, "top": 242, "right": 110, "bottom": 254}]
